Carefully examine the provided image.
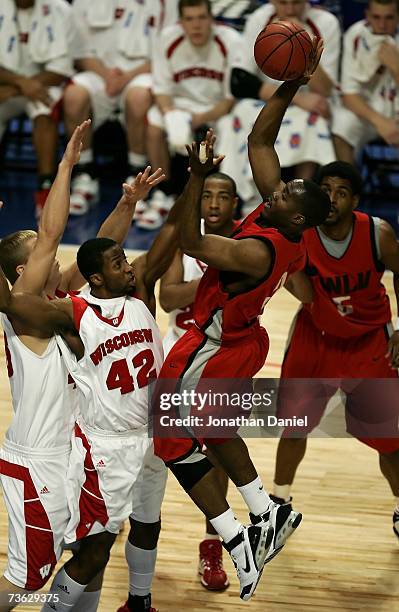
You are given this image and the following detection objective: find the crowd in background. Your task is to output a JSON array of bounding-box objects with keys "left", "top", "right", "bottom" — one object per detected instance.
[{"left": 0, "top": 0, "right": 398, "bottom": 228}]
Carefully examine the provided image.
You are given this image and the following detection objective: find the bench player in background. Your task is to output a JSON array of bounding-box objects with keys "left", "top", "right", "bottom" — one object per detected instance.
[
  {"left": 272, "top": 160, "right": 399, "bottom": 538},
  {"left": 160, "top": 171, "right": 239, "bottom": 591}
]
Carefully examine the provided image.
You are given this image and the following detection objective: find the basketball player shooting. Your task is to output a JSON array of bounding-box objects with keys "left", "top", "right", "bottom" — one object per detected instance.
[{"left": 152, "top": 37, "right": 331, "bottom": 601}]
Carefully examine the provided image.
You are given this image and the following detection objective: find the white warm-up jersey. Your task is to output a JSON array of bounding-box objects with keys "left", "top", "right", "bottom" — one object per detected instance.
[
  {"left": 163, "top": 255, "right": 207, "bottom": 356},
  {"left": 153, "top": 23, "right": 244, "bottom": 113},
  {"left": 57, "top": 294, "right": 164, "bottom": 433},
  {"left": 341, "top": 19, "right": 399, "bottom": 117},
  {"left": 72, "top": 0, "right": 153, "bottom": 70},
  {"left": 1, "top": 315, "right": 72, "bottom": 449}
]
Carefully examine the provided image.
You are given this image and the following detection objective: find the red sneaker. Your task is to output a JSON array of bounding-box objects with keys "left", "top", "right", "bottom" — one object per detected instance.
[
  {"left": 198, "top": 539, "right": 230, "bottom": 591},
  {"left": 34, "top": 188, "right": 51, "bottom": 220},
  {"left": 116, "top": 603, "right": 157, "bottom": 612}
]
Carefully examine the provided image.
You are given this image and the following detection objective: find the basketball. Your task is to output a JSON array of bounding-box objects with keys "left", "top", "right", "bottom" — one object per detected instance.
[{"left": 254, "top": 21, "right": 313, "bottom": 81}]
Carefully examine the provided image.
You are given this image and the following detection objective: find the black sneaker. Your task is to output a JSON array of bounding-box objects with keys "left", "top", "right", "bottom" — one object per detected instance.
[
  {"left": 250, "top": 501, "right": 302, "bottom": 564},
  {"left": 393, "top": 509, "right": 399, "bottom": 538},
  {"left": 223, "top": 524, "right": 273, "bottom": 601}
]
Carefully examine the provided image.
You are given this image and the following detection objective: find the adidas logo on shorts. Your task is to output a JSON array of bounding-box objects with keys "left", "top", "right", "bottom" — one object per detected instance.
[
  {"left": 40, "top": 486, "right": 50, "bottom": 494},
  {"left": 57, "top": 584, "right": 70, "bottom": 594},
  {"left": 96, "top": 459, "right": 106, "bottom": 468}
]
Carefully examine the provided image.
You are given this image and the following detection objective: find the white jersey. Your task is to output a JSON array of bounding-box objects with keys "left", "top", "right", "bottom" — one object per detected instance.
[
  {"left": 1, "top": 314, "right": 72, "bottom": 450},
  {"left": 72, "top": 0, "right": 153, "bottom": 70},
  {"left": 163, "top": 255, "right": 207, "bottom": 355},
  {"left": 0, "top": 0, "right": 77, "bottom": 78},
  {"left": 152, "top": 22, "right": 244, "bottom": 113},
  {"left": 341, "top": 19, "right": 399, "bottom": 117},
  {"left": 57, "top": 294, "right": 164, "bottom": 433}
]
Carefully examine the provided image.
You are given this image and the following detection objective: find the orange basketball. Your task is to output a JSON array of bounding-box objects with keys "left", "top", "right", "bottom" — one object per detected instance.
[{"left": 254, "top": 21, "right": 313, "bottom": 81}]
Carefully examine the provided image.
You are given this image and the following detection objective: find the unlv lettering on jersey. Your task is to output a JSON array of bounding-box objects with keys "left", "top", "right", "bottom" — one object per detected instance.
[
  {"left": 318, "top": 270, "right": 371, "bottom": 294},
  {"left": 90, "top": 329, "right": 153, "bottom": 366}
]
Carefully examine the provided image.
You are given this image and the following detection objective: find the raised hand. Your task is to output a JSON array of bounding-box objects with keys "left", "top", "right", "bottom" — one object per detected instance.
[
  {"left": 122, "top": 166, "right": 166, "bottom": 203},
  {"left": 185, "top": 128, "right": 225, "bottom": 177},
  {"left": 62, "top": 120, "right": 91, "bottom": 167}
]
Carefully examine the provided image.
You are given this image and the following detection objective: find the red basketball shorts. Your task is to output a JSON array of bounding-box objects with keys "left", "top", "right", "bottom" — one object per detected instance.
[
  {"left": 278, "top": 308, "right": 399, "bottom": 453},
  {"left": 153, "top": 326, "right": 269, "bottom": 464}
]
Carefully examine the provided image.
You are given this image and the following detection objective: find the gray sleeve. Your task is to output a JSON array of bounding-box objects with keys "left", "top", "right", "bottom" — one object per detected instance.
[{"left": 372, "top": 216, "right": 381, "bottom": 260}]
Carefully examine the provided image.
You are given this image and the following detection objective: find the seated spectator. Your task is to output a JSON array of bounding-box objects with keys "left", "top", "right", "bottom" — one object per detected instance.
[
  {"left": 332, "top": 0, "right": 399, "bottom": 164},
  {"left": 219, "top": 0, "right": 340, "bottom": 212},
  {"left": 64, "top": 0, "right": 154, "bottom": 215},
  {"left": 139, "top": 0, "right": 243, "bottom": 230},
  {"left": 0, "top": 0, "right": 77, "bottom": 217}
]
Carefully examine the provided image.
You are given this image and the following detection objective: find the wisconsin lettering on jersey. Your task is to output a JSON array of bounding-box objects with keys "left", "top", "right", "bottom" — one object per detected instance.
[
  {"left": 90, "top": 329, "right": 154, "bottom": 366},
  {"left": 308, "top": 267, "right": 372, "bottom": 295}
]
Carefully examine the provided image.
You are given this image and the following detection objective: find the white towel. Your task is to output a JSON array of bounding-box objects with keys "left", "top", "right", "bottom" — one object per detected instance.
[
  {"left": 0, "top": 0, "right": 67, "bottom": 71},
  {"left": 117, "top": 3, "right": 151, "bottom": 61},
  {"left": 353, "top": 26, "right": 393, "bottom": 83},
  {"left": 87, "top": 0, "right": 114, "bottom": 28},
  {"left": 164, "top": 110, "right": 193, "bottom": 155}
]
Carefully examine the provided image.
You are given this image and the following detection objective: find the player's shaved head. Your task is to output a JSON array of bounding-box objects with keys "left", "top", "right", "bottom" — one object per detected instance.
[
  {"left": 77, "top": 238, "right": 118, "bottom": 282},
  {"left": 288, "top": 179, "right": 332, "bottom": 228},
  {"left": 0, "top": 230, "right": 37, "bottom": 284},
  {"left": 205, "top": 172, "right": 237, "bottom": 196}
]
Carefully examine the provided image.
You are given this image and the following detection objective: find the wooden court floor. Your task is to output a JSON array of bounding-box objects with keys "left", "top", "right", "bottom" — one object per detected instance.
[{"left": 0, "top": 247, "right": 398, "bottom": 611}]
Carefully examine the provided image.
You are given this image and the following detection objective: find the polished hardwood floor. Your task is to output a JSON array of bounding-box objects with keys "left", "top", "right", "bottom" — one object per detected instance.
[{"left": 0, "top": 248, "right": 397, "bottom": 611}]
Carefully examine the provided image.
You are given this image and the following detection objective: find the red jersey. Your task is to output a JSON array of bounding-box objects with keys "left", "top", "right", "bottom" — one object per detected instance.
[
  {"left": 193, "top": 204, "right": 306, "bottom": 342},
  {"left": 304, "top": 211, "right": 391, "bottom": 338}
]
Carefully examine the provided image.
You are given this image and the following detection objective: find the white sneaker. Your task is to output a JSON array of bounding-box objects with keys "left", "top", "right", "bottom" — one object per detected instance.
[
  {"left": 250, "top": 502, "right": 302, "bottom": 564},
  {"left": 69, "top": 173, "right": 99, "bottom": 216},
  {"left": 135, "top": 190, "right": 174, "bottom": 230},
  {"left": 224, "top": 524, "right": 273, "bottom": 601}
]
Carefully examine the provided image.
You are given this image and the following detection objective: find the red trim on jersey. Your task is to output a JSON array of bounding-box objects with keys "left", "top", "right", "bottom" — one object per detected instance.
[
  {"left": 173, "top": 67, "right": 224, "bottom": 82},
  {"left": 70, "top": 296, "right": 89, "bottom": 332},
  {"left": 214, "top": 34, "right": 227, "bottom": 58},
  {"left": 167, "top": 35, "right": 185, "bottom": 59},
  {"left": 74, "top": 424, "right": 109, "bottom": 540},
  {"left": 306, "top": 18, "right": 321, "bottom": 39},
  {"left": 89, "top": 302, "right": 126, "bottom": 327},
  {"left": 0, "top": 459, "right": 57, "bottom": 589}
]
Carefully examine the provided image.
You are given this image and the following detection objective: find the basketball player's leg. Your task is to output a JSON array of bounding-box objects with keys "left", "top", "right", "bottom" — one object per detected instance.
[
  {"left": 272, "top": 311, "right": 337, "bottom": 503},
  {"left": 199, "top": 447, "right": 230, "bottom": 591},
  {"left": 118, "top": 448, "right": 167, "bottom": 612},
  {"left": 122, "top": 76, "right": 152, "bottom": 176},
  {"left": 343, "top": 325, "right": 399, "bottom": 537}
]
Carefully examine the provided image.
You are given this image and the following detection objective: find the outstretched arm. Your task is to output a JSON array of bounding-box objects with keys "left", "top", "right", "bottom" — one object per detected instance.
[
  {"left": 0, "top": 263, "right": 77, "bottom": 338},
  {"left": 58, "top": 167, "right": 165, "bottom": 292},
  {"left": 13, "top": 120, "right": 91, "bottom": 296},
  {"left": 247, "top": 38, "right": 323, "bottom": 200},
  {"left": 178, "top": 135, "right": 272, "bottom": 279}
]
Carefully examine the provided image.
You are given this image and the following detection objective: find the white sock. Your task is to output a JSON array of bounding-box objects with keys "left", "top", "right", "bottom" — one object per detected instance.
[
  {"left": 125, "top": 540, "right": 157, "bottom": 597},
  {"left": 78, "top": 148, "right": 93, "bottom": 164},
  {"left": 273, "top": 482, "right": 291, "bottom": 502},
  {"left": 40, "top": 568, "right": 87, "bottom": 611},
  {"left": 204, "top": 532, "right": 220, "bottom": 541},
  {"left": 210, "top": 508, "right": 241, "bottom": 543},
  {"left": 128, "top": 152, "right": 147, "bottom": 167},
  {"left": 71, "top": 590, "right": 101, "bottom": 612},
  {"left": 237, "top": 476, "right": 271, "bottom": 516}
]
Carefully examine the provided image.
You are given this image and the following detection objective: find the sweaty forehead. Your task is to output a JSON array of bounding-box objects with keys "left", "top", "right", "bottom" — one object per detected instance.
[
  {"left": 321, "top": 176, "right": 352, "bottom": 191},
  {"left": 104, "top": 245, "right": 125, "bottom": 261},
  {"left": 204, "top": 178, "right": 234, "bottom": 194}
]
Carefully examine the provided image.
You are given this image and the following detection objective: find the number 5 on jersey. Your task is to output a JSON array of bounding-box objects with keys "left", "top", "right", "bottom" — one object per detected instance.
[{"left": 106, "top": 349, "right": 156, "bottom": 394}]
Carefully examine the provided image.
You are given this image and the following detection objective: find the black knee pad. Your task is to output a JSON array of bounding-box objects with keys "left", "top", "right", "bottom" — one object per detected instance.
[{"left": 170, "top": 456, "right": 214, "bottom": 491}]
